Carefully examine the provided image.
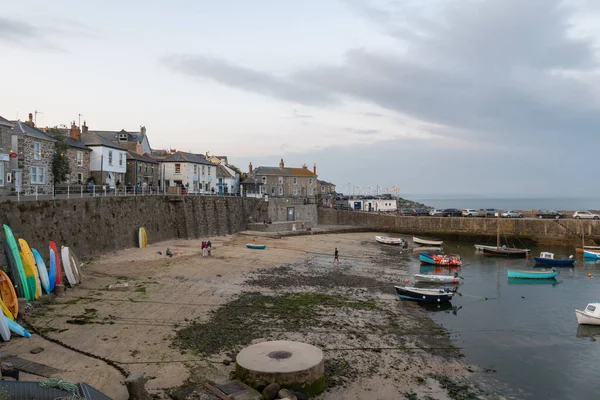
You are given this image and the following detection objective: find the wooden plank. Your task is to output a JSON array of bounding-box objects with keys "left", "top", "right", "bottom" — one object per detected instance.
[{"left": 203, "top": 383, "right": 231, "bottom": 400}]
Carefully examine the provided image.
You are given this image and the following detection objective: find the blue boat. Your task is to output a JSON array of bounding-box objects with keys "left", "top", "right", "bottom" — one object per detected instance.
[
  {"left": 246, "top": 244, "right": 266, "bottom": 250},
  {"left": 533, "top": 252, "right": 574, "bottom": 266},
  {"left": 584, "top": 250, "right": 600, "bottom": 259},
  {"left": 418, "top": 252, "right": 462, "bottom": 266},
  {"left": 507, "top": 269, "right": 558, "bottom": 279}
]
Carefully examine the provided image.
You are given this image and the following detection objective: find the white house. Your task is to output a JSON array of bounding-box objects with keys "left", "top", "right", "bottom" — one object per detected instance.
[
  {"left": 161, "top": 151, "right": 217, "bottom": 194},
  {"left": 216, "top": 164, "right": 240, "bottom": 195},
  {"left": 346, "top": 198, "right": 397, "bottom": 212},
  {"left": 81, "top": 132, "right": 127, "bottom": 188}
]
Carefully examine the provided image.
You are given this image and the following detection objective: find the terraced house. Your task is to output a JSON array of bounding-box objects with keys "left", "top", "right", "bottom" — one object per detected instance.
[
  {"left": 249, "top": 159, "right": 318, "bottom": 199},
  {"left": 161, "top": 151, "right": 217, "bottom": 194}
]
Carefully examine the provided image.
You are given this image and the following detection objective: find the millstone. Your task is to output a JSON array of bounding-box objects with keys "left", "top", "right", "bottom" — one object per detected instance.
[{"left": 235, "top": 340, "right": 325, "bottom": 395}]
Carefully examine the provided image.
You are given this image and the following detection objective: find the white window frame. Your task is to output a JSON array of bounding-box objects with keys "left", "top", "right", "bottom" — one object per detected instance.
[
  {"left": 175, "top": 163, "right": 181, "bottom": 174},
  {"left": 309, "top": 187, "right": 313, "bottom": 195},
  {"left": 194, "top": 165, "right": 197, "bottom": 175},
  {"left": 278, "top": 187, "right": 283, "bottom": 196},
  {"left": 0, "top": 163, "right": 4, "bottom": 187},
  {"left": 119, "top": 152, "right": 124, "bottom": 166},
  {"left": 278, "top": 176, "right": 283, "bottom": 184},
  {"left": 108, "top": 150, "right": 113, "bottom": 166},
  {"left": 262, "top": 176, "right": 266, "bottom": 184},
  {"left": 293, "top": 187, "right": 298, "bottom": 196},
  {"left": 271, "top": 187, "right": 275, "bottom": 195},
  {"left": 321, "top": 185, "right": 325, "bottom": 192},
  {"left": 119, "top": 133, "right": 128, "bottom": 141},
  {"left": 202, "top": 165, "right": 205, "bottom": 175},
  {"left": 77, "top": 172, "right": 83, "bottom": 184},
  {"left": 208, "top": 166, "right": 211, "bottom": 176},
  {"left": 30, "top": 166, "right": 45, "bottom": 184},
  {"left": 293, "top": 177, "right": 297, "bottom": 185},
  {"left": 33, "top": 142, "right": 41, "bottom": 160},
  {"left": 76, "top": 151, "right": 83, "bottom": 167},
  {"left": 309, "top": 177, "right": 313, "bottom": 185}
]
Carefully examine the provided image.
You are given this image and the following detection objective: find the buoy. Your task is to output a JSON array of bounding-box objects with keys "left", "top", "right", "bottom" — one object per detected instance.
[
  {"left": 405, "top": 279, "right": 409, "bottom": 284},
  {"left": 589, "top": 273, "right": 593, "bottom": 278}
]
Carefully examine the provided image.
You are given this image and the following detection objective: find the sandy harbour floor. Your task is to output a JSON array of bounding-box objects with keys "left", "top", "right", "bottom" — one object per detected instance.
[{"left": 4, "top": 232, "right": 492, "bottom": 399}]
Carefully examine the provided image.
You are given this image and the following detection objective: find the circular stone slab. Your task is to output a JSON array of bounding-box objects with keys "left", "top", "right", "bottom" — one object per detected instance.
[{"left": 236, "top": 340, "right": 325, "bottom": 395}]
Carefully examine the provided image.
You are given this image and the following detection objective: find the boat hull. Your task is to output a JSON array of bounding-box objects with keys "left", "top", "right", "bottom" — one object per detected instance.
[
  {"left": 534, "top": 257, "right": 574, "bottom": 266},
  {"left": 246, "top": 244, "right": 266, "bottom": 250},
  {"left": 413, "top": 237, "right": 443, "bottom": 246},
  {"left": 583, "top": 250, "right": 600, "bottom": 259},
  {"left": 413, "top": 274, "right": 458, "bottom": 284},
  {"left": 483, "top": 248, "right": 528, "bottom": 258},
  {"left": 507, "top": 270, "right": 558, "bottom": 279},
  {"left": 576, "top": 310, "right": 600, "bottom": 325},
  {"left": 419, "top": 252, "right": 462, "bottom": 266},
  {"left": 375, "top": 236, "right": 402, "bottom": 245},
  {"left": 394, "top": 286, "right": 454, "bottom": 302}
]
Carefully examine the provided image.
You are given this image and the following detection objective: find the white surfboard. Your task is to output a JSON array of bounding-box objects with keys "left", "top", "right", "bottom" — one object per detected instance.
[
  {"left": 61, "top": 246, "right": 78, "bottom": 286},
  {"left": 0, "top": 313, "right": 11, "bottom": 341}
]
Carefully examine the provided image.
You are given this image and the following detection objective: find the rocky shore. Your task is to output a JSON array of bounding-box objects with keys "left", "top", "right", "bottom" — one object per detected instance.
[{"left": 7, "top": 232, "right": 489, "bottom": 399}]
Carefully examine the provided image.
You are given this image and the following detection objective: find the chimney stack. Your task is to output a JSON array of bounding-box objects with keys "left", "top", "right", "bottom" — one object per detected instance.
[
  {"left": 248, "top": 162, "right": 253, "bottom": 175},
  {"left": 313, "top": 163, "right": 317, "bottom": 174},
  {"left": 279, "top": 158, "right": 284, "bottom": 168},
  {"left": 69, "top": 121, "right": 81, "bottom": 141},
  {"left": 140, "top": 126, "right": 146, "bottom": 135},
  {"left": 25, "top": 113, "right": 34, "bottom": 127},
  {"left": 82, "top": 120, "right": 88, "bottom": 133}
]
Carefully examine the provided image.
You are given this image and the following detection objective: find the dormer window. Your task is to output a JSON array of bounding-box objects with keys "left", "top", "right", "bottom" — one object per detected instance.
[{"left": 119, "top": 133, "right": 128, "bottom": 141}]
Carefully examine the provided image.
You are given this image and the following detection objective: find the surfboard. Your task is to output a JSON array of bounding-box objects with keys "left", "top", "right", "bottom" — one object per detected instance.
[
  {"left": 0, "top": 298, "right": 14, "bottom": 321},
  {"left": 0, "top": 313, "right": 10, "bottom": 341},
  {"left": 18, "top": 239, "right": 40, "bottom": 300},
  {"left": 70, "top": 250, "right": 84, "bottom": 282},
  {"left": 32, "top": 249, "right": 51, "bottom": 295},
  {"left": 61, "top": 246, "right": 77, "bottom": 286},
  {"left": 139, "top": 227, "right": 147, "bottom": 248},
  {"left": 0, "top": 271, "right": 18, "bottom": 318},
  {"left": 6, "top": 317, "right": 30, "bottom": 337},
  {"left": 1, "top": 240, "right": 24, "bottom": 299},
  {"left": 2, "top": 226, "right": 29, "bottom": 300},
  {"left": 49, "top": 241, "right": 61, "bottom": 286},
  {"left": 48, "top": 247, "right": 56, "bottom": 293}
]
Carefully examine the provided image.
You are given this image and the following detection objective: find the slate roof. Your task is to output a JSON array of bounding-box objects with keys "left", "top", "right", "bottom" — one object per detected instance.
[
  {"left": 63, "top": 137, "right": 92, "bottom": 151},
  {"left": 92, "top": 130, "right": 146, "bottom": 144},
  {"left": 0, "top": 116, "right": 13, "bottom": 128},
  {"left": 81, "top": 132, "right": 126, "bottom": 150},
  {"left": 162, "top": 151, "right": 215, "bottom": 166},
  {"left": 216, "top": 164, "right": 234, "bottom": 179},
  {"left": 253, "top": 166, "right": 317, "bottom": 177},
  {"left": 241, "top": 177, "right": 264, "bottom": 185},
  {"left": 318, "top": 180, "right": 335, "bottom": 186},
  {"left": 11, "top": 121, "right": 57, "bottom": 142},
  {"left": 127, "top": 151, "right": 158, "bottom": 164}
]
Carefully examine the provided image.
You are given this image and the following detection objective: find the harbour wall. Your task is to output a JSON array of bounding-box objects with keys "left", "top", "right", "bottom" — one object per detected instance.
[
  {"left": 0, "top": 196, "right": 267, "bottom": 261},
  {"left": 318, "top": 208, "right": 600, "bottom": 245}
]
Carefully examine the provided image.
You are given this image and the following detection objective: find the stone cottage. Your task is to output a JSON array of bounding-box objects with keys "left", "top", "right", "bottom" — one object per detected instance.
[
  {"left": 11, "top": 117, "right": 56, "bottom": 194},
  {"left": 0, "top": 116, "right": 14, "bottom": 194},
  {"left": 125, "top": 151, "right": 159, "bottom": 190},
  {"left": 249, "top": 159, "right": 318, "bottom": 199},
  {"left": 63, "top": 123, "right": 92, "bottom": 185}
]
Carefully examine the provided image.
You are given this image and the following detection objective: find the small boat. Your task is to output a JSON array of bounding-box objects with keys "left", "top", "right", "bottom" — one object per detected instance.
[
  {"left": 413, "top": 237, "right": 443, "bottom": 246},
  {"left": 534, "top": 252, "right": 574, "bottom": 266},
  {"left": 246, "top": 244, "right": 266, "bottom": 250},
  {"left": 507, "top": 277, "right": 560, "bottom": 286},
  {"left": 61, "top": 246, "right": 78, "bottom": 286},
  {"left": 375, "top": 236, "right": 403, "bottom": 245},
  {"left": 475, "top": 244, "right": 530, "bottom": 253},
  {"left": 483, "top": 247, "right": 528, "bottom": 258},
  {"left": 507, "top": 269, "right": 558, "bottom": 279},
  {"left": 575, "top": 303, "right": 600, "bottom": 325},
  {"left": 419, "top": 252, "right": 462, "bottom": 266},
  {"left": 414, "top": 273, "right": 459, "bottom": 284},
  {"left": 395, "top": 286, "right": 455, "bottom": 302},
  {"left": 576, "top": 246, "right": 600, "bottom": 253},
  {"left": 583, "top": 250, "right": 600, "bottom": 259},
  {"left": 412, "top": 246, "right": 443, "bottom": 253},
  {"left": 0, "top": 271, "right": 18, "bottom": 318}
]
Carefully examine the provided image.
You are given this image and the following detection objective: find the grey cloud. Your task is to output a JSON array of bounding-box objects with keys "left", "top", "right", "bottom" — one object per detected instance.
[
  {"left": 0, "top": 17, "right": 38, "bottom": 42},
  {"left": 288, "top": 109, "right": 313, "bottom": 119},
  {"left": 360, "top": 112, "right": 385, "bottom": 117},
  {"left": 0, "top": 16, "right": 71, "bottom": 52},
  {"left": 162, "top": 55, "right": 336, "bottom": 105},
  {"left": 346, "top": 128, "right": 379, "bottom": 135}
]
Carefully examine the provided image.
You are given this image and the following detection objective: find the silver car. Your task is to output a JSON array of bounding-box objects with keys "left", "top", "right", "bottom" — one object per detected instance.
[
  {"left": 501, "top": 210, "right": 523, "bottom": 218},
  {"left": 462, "top": 209, "right": 480, "bottom": 217},
  {"left": 429, "top": 209, "right": 444, "bottom": 216},
  {"left": 573, "top": 211, "right": 600, "bottom": 220}
]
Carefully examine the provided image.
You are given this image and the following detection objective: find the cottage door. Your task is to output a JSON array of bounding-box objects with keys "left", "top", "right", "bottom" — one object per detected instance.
[
  {"left": 14, "top": 170, "right": 21, "bottom": 192},
  {"left": 287, "top": 207, "right": 295, "bottom": 221}
]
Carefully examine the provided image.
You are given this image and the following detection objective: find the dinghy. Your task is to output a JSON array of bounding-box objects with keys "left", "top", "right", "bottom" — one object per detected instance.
[
  {"left": 419, "top": 252, "right": 462, "bottom": 266},
  {"left": 583, "top": 250, "right": 600, "bottom": 259},
  {"left": 475, "top": 244, "right": 530, "bottom": 253},
  {"left": 576, "top": 303, "right": 600, "bottom": 326},
  {"left": 246, "top": 244, "right": 266, "bottom": 250},
  {"left": 413, "top": 237, "right": 443, "bottom": 246},
  {"left": 394, "top": 286, "right": 455, "bottom": 302},
  {"left": 61, "top": 246, "right": 78, "bottom": 286},
  {"left": 0, "top": 271, "right": 17, "bottom": 318},
  {"left": 375, "top": 236, "right": 403, "bottom": 245},
  {"left": 507, "top": 269, "right": 558, "bottom": 279},
  {"left": 534, "top": 252, "right": 574, "bottom": 266},
  {"left": 413, "top": 274, "right": 459, "bottom": 284},
  {"left": 483, "top": 247, "right": 528, "bottom": 258}
]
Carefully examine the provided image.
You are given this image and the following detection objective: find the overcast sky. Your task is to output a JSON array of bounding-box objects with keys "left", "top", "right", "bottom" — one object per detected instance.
[{"left": 1, "top": 0, "right": 599, "bottom": 197}]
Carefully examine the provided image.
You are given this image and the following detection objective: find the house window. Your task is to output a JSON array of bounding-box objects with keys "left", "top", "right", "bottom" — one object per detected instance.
[
  {"left": 76, "top": 151, "right": 83, "bottom": 167},
  {"left": 293, "top": 187, "right": 298, "bottom": 196},
  {"left": 194, "top": 165, "right": 197, "bottom": 175},
  {"left": 293, "top": 177, "right": 297, "bottom": 185},
  {"left": 271, "top": 187, "right": 275, "bottom": 195},
  {"left": 321, "top": 186, "right": 325, "bottom": 192},
  {"left": 175, "top": 164, "right": 181, "bottom": 173},
  {"left": 309, "top": 178, "right": 313, "bottom": 185},
  {"left": 262, "top": 176, "right": 266, "bottom": 184},
  {"left": 119, "top": 133, "right": 127, "bottom": 141},
  {"left": 309, "top": 187, "right": 313, "bottom": 195},
  {"left": 278, "top": 176, "right": 283, "bottom": 184},
  {"left": 138, "top": 163, "right": 142, "bottom": 172},
  {"left": 205, "top": 183, "right": 209, "bottom": 191},
  {"left": 208, "top": 167, "right": 211, "bottom": 176},
  {"left": 202, "top": 166, "right": 205, "bottom": 175},
  {"left": 0, "top": 164, "right": 4, "bottom": 186},
  {"left": 108, "top": 150, "right": 113, "bottom": 165},
  {"left": 119, "top": 152, "right": 123, "bottom": 166},
  {"left": 30, "top": 166, "right": 45, "bottom": 184},
  {"left": 33, "top": 142, "right": 41, "bottom": 160},
  {"left": 145, "top": 164, "right": 148, "bottom": 173},
  {"left": 77, "top": 173, "right": 83, "bottom": 184},
  {"left": 278, "top": 187, "right": 283, "bottom": 196}
]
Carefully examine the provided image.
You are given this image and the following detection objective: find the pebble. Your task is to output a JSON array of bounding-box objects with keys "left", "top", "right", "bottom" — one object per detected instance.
[
  {"left": 222, "top": 359, "right": 231, "bottom": 366},
  {"left": 277, "top": 388, "right": 297, "bottom": 400},
  {"left": 30, "top": 347, "right": 44, "bottom": 354},
  {"left": 262, "top": 383, "right": 280, "bottom": 400}
]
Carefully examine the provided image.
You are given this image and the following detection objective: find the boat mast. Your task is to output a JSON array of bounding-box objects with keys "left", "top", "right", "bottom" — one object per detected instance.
[{"left": 496, "top": 209, "right": 501, "bottom": 248}]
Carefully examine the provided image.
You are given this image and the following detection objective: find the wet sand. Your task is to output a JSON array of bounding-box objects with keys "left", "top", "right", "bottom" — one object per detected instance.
[{"left": 6, "top": 232, "right": 479, "bottom": 399}]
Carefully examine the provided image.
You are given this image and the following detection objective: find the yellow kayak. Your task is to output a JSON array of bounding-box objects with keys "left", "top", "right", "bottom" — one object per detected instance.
[
  {"left": 0, "top": 298, "right": 14, "bottom": 320},
  {"left": 18, "top": 239, "right": 41, "bottom": 300}
]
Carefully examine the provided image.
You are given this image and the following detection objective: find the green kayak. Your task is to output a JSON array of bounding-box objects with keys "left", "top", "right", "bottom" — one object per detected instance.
[{"left": 3, "top": 225, "right": 30, "bottom": 300}]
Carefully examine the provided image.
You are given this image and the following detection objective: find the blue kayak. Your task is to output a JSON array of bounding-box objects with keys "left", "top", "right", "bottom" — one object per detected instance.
[
  {"left": 507, "top": 269, "right": 558, "bottom": 279},
  {"left": 6, "top": 317, "right": 31, "bottom": 337},
  {"left": 246, "top": 244, "right": 266, "bottom": 250}
]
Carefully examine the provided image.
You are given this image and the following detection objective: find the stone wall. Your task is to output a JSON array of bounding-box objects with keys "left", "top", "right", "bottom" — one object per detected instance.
[
  {"left": 267, "top": 198, "right": 318, "bottom": 225},
  {"left": 0, "top": 196, "right": 266, "bottom": 263},
  {"left": 66, "top": 147, "right": 91, "bottom": 185},
  {"left": 318, "top": 208, "right": 600, "bottom": 245}
]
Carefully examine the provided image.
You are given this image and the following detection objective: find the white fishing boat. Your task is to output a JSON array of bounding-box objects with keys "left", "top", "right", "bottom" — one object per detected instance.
[
  {"left": 414, "top": 274, "right": 459, "bottom": 284},
  {"left": 413, "top": 236, "right": 443, "bottom": 246},
  {"left": 576, "top": 303, "right": 600, "bottom": 325},
  {"left": 375, "top": 236, "right": 403, "bottom": 246},
  {"left": 412, "top": 246, "right": 444, "bottom": 253},
  {"left": 475, "top": 244, "right": 530, "bottom": 253}
]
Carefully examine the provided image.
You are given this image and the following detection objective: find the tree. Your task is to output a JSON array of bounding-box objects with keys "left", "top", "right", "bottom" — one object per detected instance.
[{"left": 48, "top": 127, "right": 71, "bottom": 192}]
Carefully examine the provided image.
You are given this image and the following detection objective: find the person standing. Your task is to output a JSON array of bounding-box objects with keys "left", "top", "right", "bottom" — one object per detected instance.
[
  {"left": 201, "top": 241, "right": 207, "bottom": 257},
  {"left": 207, "top": 240, "right": 212, "bottom": 256},
  {"left": 334, "top": 247, "right": 339, "bottom": 264}
]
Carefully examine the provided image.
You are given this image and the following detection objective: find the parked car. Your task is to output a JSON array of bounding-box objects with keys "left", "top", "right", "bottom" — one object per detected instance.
[
  {"left": 501, "top": 210, "right": 523, "bottom": 218},
  {"left": 573, "top": 211, "right": 600, "bottom": 220},
  {"left": 429, "top": 209, "right": 444, "bottom": 217},
  {"left": 536, "top": 210, "right": 564, "bottom": 219},
  {"left": 442, "top": 208, "right": 462, "bottom": 217},
  {"left": 483, "top": 208, "right": 498, "bottom": 218},
  {"left": 412, "top": 208, "right": 430, "bottom": 216},
  {"left": 462, "top": 209, "right": 480, "bottom": 217},
  {"left": 399, "top": 208, "right": 413, "bottom": 216}
]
